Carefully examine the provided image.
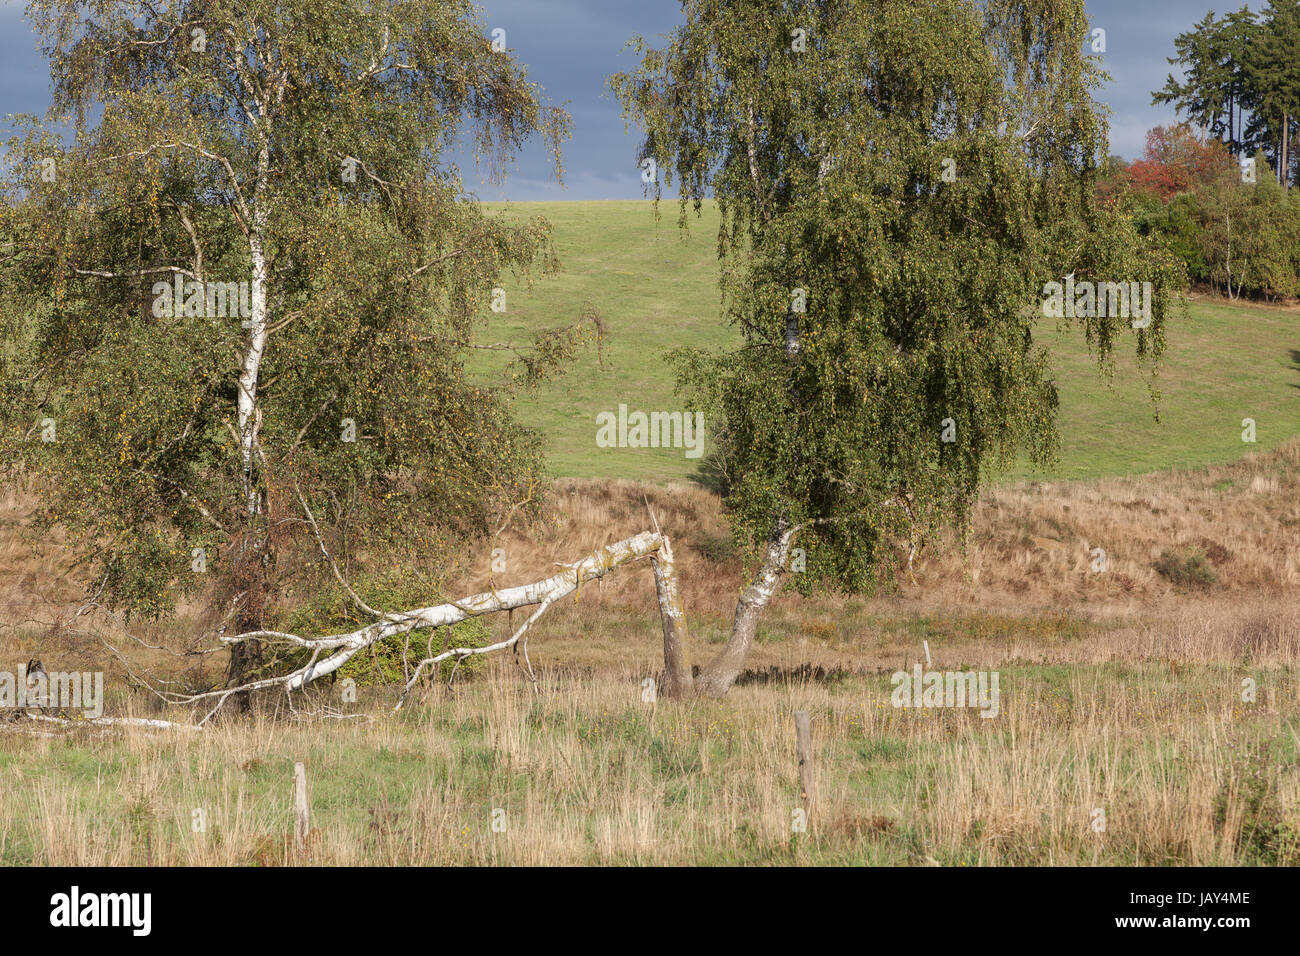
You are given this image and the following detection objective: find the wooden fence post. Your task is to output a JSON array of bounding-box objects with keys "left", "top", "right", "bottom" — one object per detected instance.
[
  {"left": 794, "top": 711, "right": 815, "bottom": 825},
  {"left": 293, "top": 761, "right": 310, "bottom": 853}
]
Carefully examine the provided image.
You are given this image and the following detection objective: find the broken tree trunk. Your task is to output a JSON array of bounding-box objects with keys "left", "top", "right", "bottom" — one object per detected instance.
[
  {"left": 650, "top": 530, "right": 693, "bottom": 699},
  {"left": 694, "top": 518, "right": 799, "bottom": 698},
  {"left": 177, "top": 530, "right": 694, "bottom": 720},
  {"left": 170, "top": 506, "right": 829, "bottom": 721}
]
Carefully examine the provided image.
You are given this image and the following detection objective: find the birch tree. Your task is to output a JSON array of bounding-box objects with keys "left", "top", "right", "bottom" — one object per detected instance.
[
  {"left": 613, "top": 0, "right": 1182, "bottom": 696},
  {"left": 1, "top": 0, "right": 591, "bottom": 704},
  {"left": 2, "top": 0, "right": 1188, "bottom": 715}
]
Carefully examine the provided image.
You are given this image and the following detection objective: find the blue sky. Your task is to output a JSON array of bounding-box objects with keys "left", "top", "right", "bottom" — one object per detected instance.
[{"left": 0, "top": 0, "right": 1255, "bottom": 200}]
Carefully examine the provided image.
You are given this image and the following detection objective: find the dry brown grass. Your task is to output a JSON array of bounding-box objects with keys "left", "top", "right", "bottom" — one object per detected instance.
[
  {"left": 431, "top": 438, "right": 1300, "bottom": 680},
  {"left": 0, "top": 483, "right": 80, "bottom": 618},
  {"left": 0, "top": 663, "right": 1295, "bottom": 865},
  {"left": 6, "top": 440, "right": 1300, "bottom": 682},
  {"left": 3, "top": 443, "right": 1298, "bottom": 866}
]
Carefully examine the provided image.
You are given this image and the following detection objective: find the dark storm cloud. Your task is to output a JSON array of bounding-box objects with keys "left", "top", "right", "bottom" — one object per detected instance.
[
  {"left": 0, "top": 1, "right": 1265, "bottom": 199},
  {"left": 467, "top": 0, "right": 1265, "bottom": 198}
]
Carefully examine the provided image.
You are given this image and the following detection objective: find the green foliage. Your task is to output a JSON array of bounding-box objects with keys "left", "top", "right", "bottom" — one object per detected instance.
[
  {"left": 1153, "top": 9, "right": 1257, "bottom": 156},
  {"left": 1195, "top": 155, "right": 1300, "bottom": 299},
  {"left": 1153, "top": 548, "right": 1218, "bottom": 589},
  {"left": 0, "top": 1, "right": 585, "bottom": 633},
  {"left": 1153, "top": 3, "right": 1300, "bottom": 179},
  {"left": 1212, "top": 747, "right": 1300, "bottom": 865},
  {"left": 692, "top": 529, "right": 737, "bottom": 564},
  {"left": 1112, "top": 127, "right": 1300, "bottom": 301},
  {"left": 1129, "top": 191, "right": 1208, "bottom": 282},
  {"left": 274, "top": 569, "right": 493, "bottom": 685},
  {"left": 613, "top": 0, "right": 1177, "bottom": 595}
]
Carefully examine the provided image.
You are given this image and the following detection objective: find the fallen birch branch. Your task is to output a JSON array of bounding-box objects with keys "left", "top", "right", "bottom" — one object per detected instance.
[
  {"left": 171, "top": 529, "right": 689, "bottom": 723},
  {"left": 23, "top": 714, "right": 202, "bottom": 731}
]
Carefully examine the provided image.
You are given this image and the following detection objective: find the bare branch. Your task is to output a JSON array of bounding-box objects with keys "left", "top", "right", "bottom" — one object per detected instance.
[{"left": 294, "top": 484, "right": 383, "bottom": 619}]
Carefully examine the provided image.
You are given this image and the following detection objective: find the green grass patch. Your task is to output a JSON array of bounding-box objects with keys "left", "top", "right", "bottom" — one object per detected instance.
[{"left": 476, "top": 201, "right": 1300, "bottom": 484}]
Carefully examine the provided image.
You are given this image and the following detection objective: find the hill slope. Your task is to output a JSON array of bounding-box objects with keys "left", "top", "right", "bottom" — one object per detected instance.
[{"left": 480, "top": 200, "right": 1300, "bottom": 483}]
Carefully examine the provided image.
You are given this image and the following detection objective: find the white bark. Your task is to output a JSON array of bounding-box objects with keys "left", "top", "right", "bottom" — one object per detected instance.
[
  {"left": 649, "top": 531, "right": 693, "bottom": 698},
  {"left": 694, "top": 520, "right": 799, "bottom": 697},
  {"left": 25, "top": 714, "right": 201, "bottom": 731},
  {"left": 176, "top": 531, "right": 686, "bottom": 721},
  {"left": 237, "top": 139, "right": 271, "bottom": 515},
  {"left": 293, "top": 762, "right": 310, "bottom": 851}
]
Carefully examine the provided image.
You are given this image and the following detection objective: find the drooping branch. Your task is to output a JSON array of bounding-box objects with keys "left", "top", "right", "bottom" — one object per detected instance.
[{"left": 295, "top": 485, "right": 382, "bottom": 619}]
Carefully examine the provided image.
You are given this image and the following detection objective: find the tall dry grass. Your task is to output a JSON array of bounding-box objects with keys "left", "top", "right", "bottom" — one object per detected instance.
[
  {"left": 1, "top": 662, "right": 1295, "bottom": 865},
  {"left": 3, "top": 442, "right": 1299, "bottom": 865}
]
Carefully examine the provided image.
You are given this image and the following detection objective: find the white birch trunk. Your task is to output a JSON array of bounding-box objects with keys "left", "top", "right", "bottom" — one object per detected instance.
[
  {"left": 237, "top": 140, "right": 271, "bottom": 515},
  {"left": 649, "top": 533, "right": 693, "bottom": 698},
  {"left": 694, "top": 521, "right": 798, "bottom": 697}
]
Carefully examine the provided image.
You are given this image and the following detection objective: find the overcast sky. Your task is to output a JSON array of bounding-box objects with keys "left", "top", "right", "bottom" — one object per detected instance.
[{"left": 0, "top": 0, "right": 1258, "bottom": 200}]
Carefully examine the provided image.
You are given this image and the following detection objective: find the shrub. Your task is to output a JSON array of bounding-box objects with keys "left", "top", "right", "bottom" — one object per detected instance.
[
  {"left": 693, "top": 529, "right": 738, "bottom": 564},
  {"left": 275, "top": 569, "right": 492, "bottom": 687},
  {"left": 1153, "top": 548, "right": 1217, "bottom": 589},
  {"left": 1212, "top": 753, "right": 1300, "bottom": 865}
]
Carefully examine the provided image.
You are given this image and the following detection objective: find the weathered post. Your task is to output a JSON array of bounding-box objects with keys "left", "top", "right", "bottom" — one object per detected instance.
[
  {"left": 293, "top": 761, "right": 310, "bottom": 853},
  {"left": 794, "top": 711, "right": 815, "bottom": 825}
]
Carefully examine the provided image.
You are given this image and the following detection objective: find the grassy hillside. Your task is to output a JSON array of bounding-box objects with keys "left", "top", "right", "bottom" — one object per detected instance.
[
  {"left": 479, "top": 200, "right": 1300, "bottom": 483},
  {"left": 477, "top": 200, "right": 732, "bottom": 482}
]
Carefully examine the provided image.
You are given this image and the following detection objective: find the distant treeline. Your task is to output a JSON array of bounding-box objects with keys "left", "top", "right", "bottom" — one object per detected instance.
[
  {"left": 1154, "top": 3, "right": 1300, "bottom": 180},
  {"left": 1099, "top": 126, "right": 1299, "bottom": 301},
  {"left": 1096, "top": 2, "right": 1300, "bottom": 301}
]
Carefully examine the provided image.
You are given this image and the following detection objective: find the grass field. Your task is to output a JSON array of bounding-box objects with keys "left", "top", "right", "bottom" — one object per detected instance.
[
  {"left": 4, "top": 440, "right": 1300, "bottom": 865},
  {"left": 3, "top": 660, "right": 1296, "bottom": 866},
  {"left": 480, "top": 201, "right": 1300, "bottom": 483},
  {"left": 3, "top": 203, "right": 1299, "bottom": 867}
]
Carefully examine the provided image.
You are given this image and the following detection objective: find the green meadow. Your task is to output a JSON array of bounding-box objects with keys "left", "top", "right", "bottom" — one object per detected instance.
[{"left": 480, "top": 200, "right": 1300, "bottom": 483}]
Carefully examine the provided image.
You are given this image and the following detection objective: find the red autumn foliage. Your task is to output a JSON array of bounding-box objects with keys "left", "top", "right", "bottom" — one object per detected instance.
[{"left": 1127, "top": 124, "right": 1233, "bottom": 200}]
